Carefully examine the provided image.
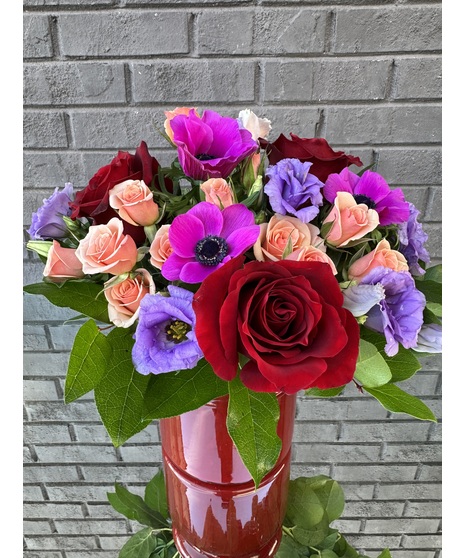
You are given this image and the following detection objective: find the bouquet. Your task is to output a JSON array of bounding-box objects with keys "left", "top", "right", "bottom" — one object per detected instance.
[{"left": 25, "top": 107, "right": 442, "bottom": 486}]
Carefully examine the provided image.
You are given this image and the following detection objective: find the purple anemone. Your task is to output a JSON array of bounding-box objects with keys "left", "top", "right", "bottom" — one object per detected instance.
[
  {"left": 161, "top": 202, "right": 260, "bottom": 284},
  {"left": 170, "top": 109, "right": 259, "bottom": 181},
  {"left": 398, "top": 202, "right": 430, "bottom": 276},
  {"left": 264, "top": 158, "right": 324, "bottom": 223},
  {"left": 323, "top": 168, "right": 410, "bottom": 226},
  {"left": 132, "top": 285, "right": 203, "bottom": 374},
  {"left": 28, "top": 183, "right": 74, "bottom": 240},
  {"left": 359, "top": 266, "right": 426, "bottom": 356}
]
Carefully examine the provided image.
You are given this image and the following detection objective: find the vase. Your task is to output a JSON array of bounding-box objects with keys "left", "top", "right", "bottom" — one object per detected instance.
[{"left": 159, "top": 392, "right": 297, "bottom": 558}]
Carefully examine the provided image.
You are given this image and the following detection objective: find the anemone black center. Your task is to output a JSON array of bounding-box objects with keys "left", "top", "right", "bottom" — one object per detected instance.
[
  {"left": 195, "top": 235, "right": 228, "bottom": 266},
  {"left": 353, "top": 194, "right": 376, "bottom": 209},
  {"left": 196, "top": 153, "right": 216, "bottom": 161}
]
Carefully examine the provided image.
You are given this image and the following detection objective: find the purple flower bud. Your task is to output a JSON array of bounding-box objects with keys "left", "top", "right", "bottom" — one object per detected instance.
[
  {"left": 412, "top": 323, "right": 442, "bottom": 353},
  {"left": 398, "top": 202, "right": 430, "bottom": 276},
  {"left": 28, "top": 183, "right": 74, "bottom": 240}
]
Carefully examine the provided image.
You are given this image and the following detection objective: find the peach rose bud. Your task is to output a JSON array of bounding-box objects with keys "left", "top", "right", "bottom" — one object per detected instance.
[
  {"left": 323, "top": 191, "right": 379, "bottom": 247},
  {"left": 253, "top": 214, "right": 320, "bottom": 262},
  {"left": 76, "top": 217, "right": 138, "bottom": 276},
  {"left": 238, "top": 109, "right": 272, "bottom": 142},
  {"left": 164, "top": 107, "right": 200, "bottom": 141},
  {"left": 200, "top": 178, "right": 234, "bottom": 209},
  {"left": 348, "top": 239, "right": 409, "bottom": 282},
  {"left": 43, "top": 240, "right": 85, "bottom": 283},
  {"left": 109, "top": 179, "right": 159, "bottom": 227},
  {"left": 104, "top": 268, "right": 156, "bottom": 328},
  {"left": 286, "top": 246, "right": 338, "bottom": 275},
  {"left": 149, "top": 224, "right": 173, "bottom": 270}
]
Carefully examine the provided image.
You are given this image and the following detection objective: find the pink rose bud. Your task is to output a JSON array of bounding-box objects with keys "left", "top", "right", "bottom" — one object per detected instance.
[
  {"left": 286, "top": 245, "right": 338, "bottom": 275},
  {"left": 348, "top": 239, "right": 409, "bottom": 282},
  {"left": 164, "top": 107, "right": 200, "bottom": 142},
  {"left": 149, "top": 225, "right": 173, "bottom": 270},
  {"left": 76, "top": 217, "right": 138, "bottom": 276},
  {"left": 43, "top": 240, "right": 85, "bottom": 283},
  {"left": 104, "top": 268, "right": 156, "bottom": 328},
  {"left": 109, "top": 179, "right": 159, "bottom": 227},
  {"left": 323, "top": 191, "right": 379, "bottom": 247},
  {"left": 200, "top": 178, "right": 235, "bottom": 209}
]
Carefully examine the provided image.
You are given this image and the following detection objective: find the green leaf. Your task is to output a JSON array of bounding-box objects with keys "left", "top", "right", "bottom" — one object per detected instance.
[
  {"left": 377, "top": 550, "right": 393, "bottom": 558},
  {"left": 290, "top": 516, "right": 329, "bottom": 548},
  {"left": 143, "top": 359, "right": 228, "bottom": 420},
  {"left": 364, "top": 384, "right": 437, "bottom": 421},
  {"left": 354, "top": 339, "right": 392, "bottom": 388},
  {"left": 108, "top": 483, "right": 169, "bottom": 529},
  {"left": 320, "top": 551, "right": 338, "bottom": 558},
  {"left": 360, "top": 328, "right": 421, "bottom": 383},
  {"left": 144, "top": 471, "right": 169, "bottom": 520},
  {"left": 423, "top": 264, "right": 442, "bottom": 283},
  {"left": 65, "top": 320, "right": 112, "bottom": 403},
  {"left": 226, "top": 376, "right": 282, "bottom": 488},
  {"left": 304, "top": 386, "right": 345, "bottom": 398},
  {"left": 23, "top": 281, "right": 110, "bottom": 323},
  {"left": 94, "top": 328, "right": 153, "bottom": 446},
  {"left": 414, "top": 279, "right": 442, "bottom": 305},
  {"left": 275, "top": 532, "right": 309, "bottom": 557},
  {"left": 118, "top": 527, "right": 157, "bottom": 558}
]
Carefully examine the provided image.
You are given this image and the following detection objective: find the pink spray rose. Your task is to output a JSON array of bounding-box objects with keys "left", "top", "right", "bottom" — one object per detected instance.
[
  {"left": 43, "top": 240, "right": 85, "bottom": 283},
  {"left": 200, "top": 178, "right": 235, "bottom": 208},
  {"left": 104, "top": 268, "right": 156, "bottom": 328},
  {"left": 323, "top": 191, "right": 379, "bottom": 247},
  {"left": 109, "top": 179, "right": 159, "bottom": 227},
  {"left": 348, "top": 239, "right": 409, "bottom": 282},
  {"left": 76, "top": 217, "right": 138, "bottom": 275},
  {"left": 286, "top": 245, "right": 338, "bottom": 275},
  {"left": 164, "top": 107, "right": 200, "bottom": 142},
  {"left": 253, "top": 214, "right": 322, "bottom": 262},
  {"left": 149, "top": 225, "right": 173, "bottom": 270}
]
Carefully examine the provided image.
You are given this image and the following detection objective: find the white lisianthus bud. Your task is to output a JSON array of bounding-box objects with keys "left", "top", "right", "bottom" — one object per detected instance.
[{"left": 238, "top": 109, "right": 272, "bottom": 141}]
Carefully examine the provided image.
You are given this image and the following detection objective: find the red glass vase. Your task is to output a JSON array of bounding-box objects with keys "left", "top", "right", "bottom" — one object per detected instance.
[{"left": 159, "top": 393, "right": 297, "bottom": 558}]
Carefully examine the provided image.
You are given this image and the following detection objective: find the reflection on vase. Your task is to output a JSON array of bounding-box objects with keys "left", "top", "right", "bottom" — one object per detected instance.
[{"left": 159, "top": 393, "right": 297, "bottom": 558}]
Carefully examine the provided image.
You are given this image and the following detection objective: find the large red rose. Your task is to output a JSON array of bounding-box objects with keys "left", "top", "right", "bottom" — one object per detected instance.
[
  {"left": 259, "top": 134, "right": 363, "bottom": 182},
  {"left": 193, "top": 256, "right": 360, "bottom": 394}
]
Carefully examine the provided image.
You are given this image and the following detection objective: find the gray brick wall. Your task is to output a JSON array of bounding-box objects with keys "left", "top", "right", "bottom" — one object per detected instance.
[{"left": 23, "top": 1, "right": 442, "bottom": 557}]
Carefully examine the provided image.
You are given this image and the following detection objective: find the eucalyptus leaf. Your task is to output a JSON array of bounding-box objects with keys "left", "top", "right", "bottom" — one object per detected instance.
[
  {"left": 226, "top": 376, "right": 282, "bottom": 488},
  {"left": 118, "top": 527, "right": 157, "bottom": 558},
  {"left": 143, "top": 359, "right": 228, "bottom": 420},
  {"left": 23, "top": 281, "right": 110, "bottom": 323},
  {"left": 145, "top": 471, "right": 169, "bottom": 519},
  {"left": 354, "top": 339, "right": 392, "bottom": 388},
  {"left": 364, "top": 384, "right": 437, "bottom": 422},
  {"left": 108, "top": 483, "right": 169, "bottom": 529},
  {"left": 65, "top": 320, "right": 112, "bottom": 403},
  {"left": 94, "top": 328, "right": 153, "bottom": 446}
]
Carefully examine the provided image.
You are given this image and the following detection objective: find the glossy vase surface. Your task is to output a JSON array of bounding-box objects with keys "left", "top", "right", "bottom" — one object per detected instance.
[{"left": 159, "top": 393, "right": 297, "bottom": 558}]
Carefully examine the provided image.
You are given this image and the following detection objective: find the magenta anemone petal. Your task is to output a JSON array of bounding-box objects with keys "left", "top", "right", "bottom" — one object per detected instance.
[
  {"left": 323, "top": 168, "right": 359, "bottom": 203},
  {"left": 168, "top": 213, "right": 206, "bottom": 258},
  {"left": 220, "top": 203, "right": 256, "bottom": 239},
  {"left": 187, "top": 202, "right": 224, "bottom": 237},
  {"left": 225, "top": 226, "right": 261, "bottom": 258},
  {"left": 179, "top": 260, "right": 226, "bottom": 284},
  {"left": 161, "top": 253, "right": 194, "bottom": 281}
]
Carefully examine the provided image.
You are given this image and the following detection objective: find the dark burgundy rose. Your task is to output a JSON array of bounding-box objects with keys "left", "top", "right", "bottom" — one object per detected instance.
[
  {"left": 259, "top": 134, "right": 363, "bottom": 182},
  {"left": 69, "top": 142, "right": 169, "bottom": 243},
  {"left": 193, "top": 256, "right": 360, "bottom": 394}
]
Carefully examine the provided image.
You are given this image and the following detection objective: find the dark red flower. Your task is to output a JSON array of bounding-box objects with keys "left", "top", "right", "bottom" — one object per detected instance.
[
  {"left": 193, "top": 256, "right": 360, "bottom": 394},
  {"left": 259, "top": 134, "right": 363, "bottom": 182}
]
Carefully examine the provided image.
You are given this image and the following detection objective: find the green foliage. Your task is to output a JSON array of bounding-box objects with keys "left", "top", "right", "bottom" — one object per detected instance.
[
  {"left": 354, "top": 339, "right": 392, "bottom": 388},
  {"left": 108, "top": 470, "right": 392, "bottom": 558}
]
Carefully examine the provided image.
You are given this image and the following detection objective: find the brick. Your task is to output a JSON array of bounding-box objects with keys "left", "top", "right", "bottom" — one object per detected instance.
[
  {"left": 294, "top": 443, "right": 381, "bottom": 463},
  {"left": 264, "top": 59, "right": 390, "bottom": 102},
  {"left": 24, "top": 424, "right": 71, "bottom": 444},
  {"left": 401, "top": 534, "right": 442, "bottom": 548},
  {"left": 333, "top": 464, "right": 418, "bottom": 482},
  {"left": 290, "top": 464, "right": 331, "bottom": 479},
  {"left": 24, "top": 380, "right": 59, "bottom": 402},
  {"left": 86, "top": 503, "right": 123, "bottom": 519},
  {"left": 24, "top": 520, "right": 53, "bottom": 535},
  {"left": 325, "top": 106, "right": 441, "bottom": 145},
  {"left": 58, "top": 12, "right": 189, "bottom": 57},
  {"left": 23, "top": 111, "right": 68, "bottom": 149},
  {"left": 334, "top": 7, "right": 441, "bottom": 53},
  {"left": 65, "top": 553, "right": 120, "bottom": 558},
  {"left": 74, "top": 423, "right": 158, "bottom": 444},
  {"left": 23, "top": 15, "right": 52, "bottom": 59},
  {"left": 98, "top": 535, "right": 132, "bottom": 550},
  {"left": 344, "top": 500, "right": 404, "bottom": 517},
  {"left": 24, "top": 62, "right": 126, "bottom": 106},
  {"left": 25, "top": 0, "right": 113, "bottom": 4},
  {"left": 258, "top": 107, "right": 322, "bottom": 139},
  {"left": 81, "top": 465, "right": 160, "bottom": 483},
  {"left": 23, "top": 152, "right": 85, "bottom": 190},
  {"left": 23, "top": 352, "right": 70, "bottom": 377},
  {"left": 25, "top": 401, "right": 101, "bottom": 422},
  {"left": 417, "top": 464, "right": 442, "bottom": 482},
  {"left": 24, "top": 553, "right": 63, "bottom": 558},
  {"left": 24, "top": 535, "right": 98, "bottom": 550},
  {"left": 338, "top": 483, "right": 376, "bottom": 500},
  {"left": 24, "top": 485, "right": 46, "bottom": 501},
  {"left": 422, "top": 223, "right": 442, "bottom": 259},
  {"left": 48, "top": 322, "right": 85, "bottom": 351},
  {"left": 46, "top": 485, "right": 114, "bottom": 501},
  {"left": 343, "top": 534, "right": 401, "bottom": 549},
  {"left": 389, "top": 552, "right": 439, "bottom": 558},
  {"left": 375, "top": 147, "right": 442, "bottom": 186},
  {"left": 33, "top": 444, "right": 118, "bottom": 463},
  {"left": 296, "top": 397, "right": 389, "bottom": 420},
  {"left": 404, "top": 501, "right": 442, "bottom": 518},
  {"left": 198, "top": 10, "right": 254, "bottom": 55},
  {"left": 23, "top": 324, "right": 49, "bottom": 352},
  {"left": 125, "top": 0, "right": 253, "bottom": 3},
  {"left": 55, "top": 518, "right": 127, "bottom": 535},
  {"left": 339, "top": 421, "right": 430, "bottom": 443},
  {"left": 331, "top": 519, "right": 362, "bottom": 533},
  {"left": 416, "top": 355, "right": 442, "bottom": 372},
  {"left": 376, "top": 483, "right": 441, "bottom": 500},
  {"left": 23, "top": 502, "right": 85, "bottom": 519},
  {"left": 293, "top": 421, "right": 338, "bottom": 443},
  {"left": 364, "top": 517, "right": 440, "bottom": 534},
  {"left": 425, "top": 186, "right": 442, "bottom": 221},
  {"left": 118, "top": 445, "right": 163, "bottom": 462},
  {"left": 390, "top": 372, "right": 439, "bottom": 397},
  {"left": 394, "top": 57, "right": 442, "bottom": 99},
  {"left": 24, "top": 465, "right": 80, "bottom": 483},
  {"left": 132, "top": 60, "right": 256, "bottom": 103}
]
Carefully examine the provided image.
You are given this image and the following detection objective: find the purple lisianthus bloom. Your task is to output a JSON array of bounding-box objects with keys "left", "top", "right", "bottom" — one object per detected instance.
[
  {"left": 359, "top": 266, "right": 426, "bottom": 357},
  {"left": 398, "top": 202, "right": 430, "bottom": 276},
  {"left": 323, "top": 168, "right": 410, "bottom": 226},
  {"left": 28, "top": 183, "right": 74, "bottom": 240},
  {"left": 132, "top": 285, "right": 203, "bottom": 374},
  {"left": 412, "top": 323, "right": 442, "bottom": 353},
  {"left": 264, "top": 158, "right": 324, "bottom": 223},
  {"left": 170, "top": 109, "right": 259, "bottom": 181},
  {"left": 162, "top": 202, "right": 259, "bottom": 284}
]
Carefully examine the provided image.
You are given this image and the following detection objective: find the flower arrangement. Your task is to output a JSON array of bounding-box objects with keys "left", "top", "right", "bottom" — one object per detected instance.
[{"left": 25, "top": 107, "right": 442, "bottom": 487}]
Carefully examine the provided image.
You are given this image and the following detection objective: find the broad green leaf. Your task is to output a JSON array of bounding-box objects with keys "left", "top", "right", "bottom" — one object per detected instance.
[
  {"left": 364, "top": 384, "right": 437, "bottom": 421},
  {"left": 227, "top": 376, "right": 281, "bottom": 488},
  {"left": 107, "top": 483, "right": 169, "bottom": 529},
  {"left": 332, "top": 535, "right": 364, "bottom": 558},
  {"left": 360, "top": 328, "right": 421, "bottom": 383},
  {"left": 423, "top": 264, "right": 442, "bottom": 283},
  {"left": 275, "top": 532, "right": 309, "bottom": 558},
  {"left": 290, "top": 515, "right": 329, "bottom": 547},
  {"left": 320, "top": 550, "right": 339, "bottom": 558},
  {"left": 143, "top": 359, "right": 228, "bottom": 420},
  {"left": 320, "top": 528, "right": 340, "bottom": 549},
  {"left": 414, "top": 279, "right": 442, "bottom": 305},
  {"left": 377, "top": 550, "right": 393, "bottom": 558},
  {"left": 94, "top": 328, "right": 153, "bottom": 446},
  {"left": 305, "top": 386, "right": 345, "bottom": 398},
  {"left": 23, "top": 281, "right": 110, "bottom": 323},
  {"left": 144, "top": 471, "right": 169, "bottom": 520},
  {"left": 118, "top": 527, "right": 157, "bottom": 558},
  {"left": 354, "top": 339, "right": 392, "bottom": 388},
  {"left": 65, "top": 320, "right": 111, "bottom": 403}
]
